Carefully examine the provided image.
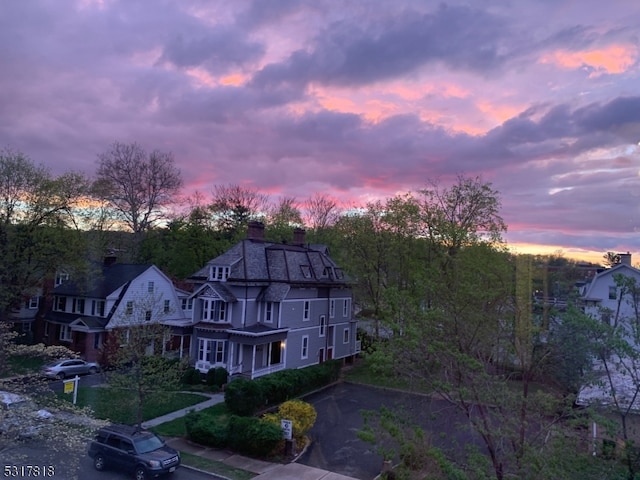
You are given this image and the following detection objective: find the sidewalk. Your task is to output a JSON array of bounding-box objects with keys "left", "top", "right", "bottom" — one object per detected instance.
[{"left": 142, "top": 394, "right": 360, "bottom": 480}]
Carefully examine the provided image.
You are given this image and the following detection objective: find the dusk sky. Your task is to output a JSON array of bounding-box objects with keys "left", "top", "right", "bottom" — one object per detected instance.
[{"left": 2, "top": 1, "right": 640, "bottom": 263}]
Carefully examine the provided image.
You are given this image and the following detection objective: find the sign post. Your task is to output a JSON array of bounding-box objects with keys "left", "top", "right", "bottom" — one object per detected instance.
[{"left": 63, "top": 375, "right": 80, "bottom": 405}]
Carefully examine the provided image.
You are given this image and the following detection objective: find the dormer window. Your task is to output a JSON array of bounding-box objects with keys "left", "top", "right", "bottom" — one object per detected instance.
[
  {"left": 322, "top": 267, "right": 333, "bottom": 278},
  {"left": 55, "top": 272, "right": 69, "bottom": 286},
  {"left": 210, "top": 266, "right": 230, "bottom": 281},
  {"left": 301, "top": 265, "right": 312, "bottom": 278}
]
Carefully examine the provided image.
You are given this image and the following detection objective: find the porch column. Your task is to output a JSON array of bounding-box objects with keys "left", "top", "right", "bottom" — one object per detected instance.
[
  {"left": 179, "top": 335, "right": 184, "bottom": 358},
  {"left": 267, "top": 342, "right": 272, "bottom": 367},
  {"left": 251, "top": 345, "right": 256, "bottom": 379}
]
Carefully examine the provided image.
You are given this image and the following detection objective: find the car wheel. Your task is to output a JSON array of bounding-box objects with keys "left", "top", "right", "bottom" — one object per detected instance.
[
  {"left": 57, "top": 372, "right": 65, "bottom": 380},
  {"left": 134, "top": 466, "right": 147, "bottom": 480},
  {"left": 89, "top": 366, "right": 97, "bottom": 374},
  {"left": 93, "top": 454, "right": 106, "bottom": 471}
]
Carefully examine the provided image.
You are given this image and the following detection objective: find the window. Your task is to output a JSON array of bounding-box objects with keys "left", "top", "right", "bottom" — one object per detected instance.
[
  {"left": 609, "top": 286, "right": 617, "bottom": 300},
  {"left": 125, "top": 301, "right": 133, "bottom": 315},
  {"left": 343, "top": 299, "right": 350, "bottom": 317},
  {"left": 148, "top": 281, "right": 155, "bottom": 293},
  {"left": 94, "top": 333, "right": 102, "bottom": 349},
  {"left": 55, "top": 272, "right": 69, "bottom": 286},
  {"left": 301, "top": 335, "right": 309, "bottom": 359},
  {"left": 202, "top": 298, "right": 227, "bottom": 322},
  {"left": 181, "top": 298, "right": 193, "bottom": 310},
  {"left": 216, "top": 267, "right": 230, "bottom": 281},
  {"left": 28, "top": 297, "right": 39, "bottom": 309},
  {"left": 92, "top": 300, "right": 105, "bottom": 317},
  {"left": 164, "top": 300, "right": 171, "bottom": 314},
  {"left": 55, "top": 296, "right": 67, "bottom": 312},
  {"left": 21, "top": 322, "right": 31, "bottom": 333},
  {"left": 72, "top": 298, "right": 85, "bottom": 314},
  {"left": 303, "top": 300, "right": 310, "bottom": 321},
  {"left": 329, "top": 300, "right": 335, "bottom": 318},
  {"left": 343, "top": 328, "right": 350, "bottom": 344},
  {"left": 300, "top": 265, "right": 312, "bottom": 278},
  {"left": 43, "top": 322, "right": 49, "bottom": 337},
  {"left": 265, "top": 302, "right": 273, "bottom": 323},
  {"left": 59, "top": 325, "right": 72, "bottom": 342},
  {"left": 319, "top": 315, "right": 326, "bottom": 337},
  {"left": 198, "top": 339, "right": 227, "bottom": 364},
  {"left": 145, "top": 310, "right": 152, "bottom": 322}
]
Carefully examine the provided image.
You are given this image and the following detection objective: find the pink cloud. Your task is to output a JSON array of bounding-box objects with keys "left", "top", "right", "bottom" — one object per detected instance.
[{"left": 540, "top": 44, "right": 638, "bottom": 76}]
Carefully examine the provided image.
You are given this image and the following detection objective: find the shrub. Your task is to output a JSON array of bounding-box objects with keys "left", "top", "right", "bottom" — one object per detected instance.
[
  {"left": 224, "top": 378, "right": 265, "bottom": 415},
  {"left": 184, "top": 411, "right": 228, "bottom": 448},
  {"left": 206, "top": 367, "right": 229, "bottom": 388},
  {"left": 227, "top": 416, "right": 282, "bottom": 457},
  {"left": 182, "top": 367, "right": 203, "bottom": 385},
  {"left": 263, "top": 399, "right": 317, "bottom": 442}
]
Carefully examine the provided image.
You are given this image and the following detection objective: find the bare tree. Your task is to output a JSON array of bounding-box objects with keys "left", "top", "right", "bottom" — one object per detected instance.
[
  {"left": 303, "top": 193, "right": 341, "bottom": 231},
  {"left": 94, "top": 142, "right": 182, "bottom": 234},
  {"left": 209, "top": 184, "right": 269, "bottom": 237}
]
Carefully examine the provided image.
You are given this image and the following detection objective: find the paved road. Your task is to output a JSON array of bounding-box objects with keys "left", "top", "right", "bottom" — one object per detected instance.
[
  {"left": 298, "top": 383, "right": 483, "bottom": 480},
  {"left": 1, "top": 440, "right": 218, "bottom": 480}
]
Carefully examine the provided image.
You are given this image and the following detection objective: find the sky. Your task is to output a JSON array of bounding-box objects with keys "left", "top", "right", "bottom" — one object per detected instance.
[{"left": 1, "top": 0, "right": 640, "bottom": 264}]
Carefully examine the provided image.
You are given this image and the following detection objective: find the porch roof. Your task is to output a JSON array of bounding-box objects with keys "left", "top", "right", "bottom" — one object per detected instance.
[
  {"left": 70, "top": 316, "right": 109, "bottom": 330},
  {"left": 228, "top": 323, "right": 288, "bottom": 338}
]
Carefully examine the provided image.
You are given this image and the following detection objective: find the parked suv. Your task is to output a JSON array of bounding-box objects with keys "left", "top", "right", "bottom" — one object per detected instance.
[{"left": 88, "top": 424, "right": 180, "bottom": 480}]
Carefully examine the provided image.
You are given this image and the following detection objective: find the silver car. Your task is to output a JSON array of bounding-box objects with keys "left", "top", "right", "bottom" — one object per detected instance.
[{"left": 42, "top": 359, "right": 100, "bottom": 379}]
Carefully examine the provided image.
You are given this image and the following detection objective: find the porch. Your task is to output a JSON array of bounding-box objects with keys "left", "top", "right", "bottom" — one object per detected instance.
[{"left": 228, "top": 324, "right": 288, "bottom": 380}]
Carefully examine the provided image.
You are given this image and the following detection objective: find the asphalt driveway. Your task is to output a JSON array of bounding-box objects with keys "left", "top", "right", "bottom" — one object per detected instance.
[{"left": 298, "top": 383, "right": 483, "bottom": 480}]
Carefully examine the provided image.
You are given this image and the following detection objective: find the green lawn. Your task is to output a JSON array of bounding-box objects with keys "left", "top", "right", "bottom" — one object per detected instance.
[
  {"left": 152, "top": 402, "right": 230, "bottom": 437},
  {"left": 58, "top": 386, "right": 208, "bottom": 424}
]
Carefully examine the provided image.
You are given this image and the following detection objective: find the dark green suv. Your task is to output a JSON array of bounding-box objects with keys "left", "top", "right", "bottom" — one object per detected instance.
[{"left": 88, "top": 424, "right": 180, "bottom": 480}]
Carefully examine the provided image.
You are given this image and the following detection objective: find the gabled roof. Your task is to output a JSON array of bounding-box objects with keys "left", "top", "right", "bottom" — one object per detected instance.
[
  {"left": 189, "top": 239, "right": 350, "bottom": 286},
  {"left": 582, "top": 263, "right": 640, "bottom": 300},
  {"left": 53, "top": 263, "right": 152, "bottom": 298}
]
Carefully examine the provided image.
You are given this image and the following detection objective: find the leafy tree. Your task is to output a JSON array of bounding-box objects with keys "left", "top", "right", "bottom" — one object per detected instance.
[
  {"left": 94, "top": 142, "right": 183, "bottom": 235},
  {"left": 103, "top": 297, "right": 187, "bottom": 427},
  {"left": 0, "top": 148, "right": 89, "bottom": 321}
]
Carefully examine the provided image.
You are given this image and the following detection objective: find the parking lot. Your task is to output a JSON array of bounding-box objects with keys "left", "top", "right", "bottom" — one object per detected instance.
[{"left": 298, "top": 383, "right": 481, "bottom": 480}]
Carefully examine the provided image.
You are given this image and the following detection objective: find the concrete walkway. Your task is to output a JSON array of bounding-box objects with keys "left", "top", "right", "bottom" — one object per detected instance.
[
  {"left": 142, "top": 393, "right": 361, "bottom": 480},
  {"left": 141, "top": 392, "right": 225, "bottom": 429}
]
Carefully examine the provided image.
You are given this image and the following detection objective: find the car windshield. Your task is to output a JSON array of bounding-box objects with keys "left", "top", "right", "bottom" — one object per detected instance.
[{"left": 134, "top": 434, "right": 164, "bottom": 453}]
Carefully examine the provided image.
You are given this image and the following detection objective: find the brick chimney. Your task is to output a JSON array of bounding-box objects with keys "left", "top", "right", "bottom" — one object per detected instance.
[
  {"left": 620, "top": 252, "right": 632, "bottom": 266},
  {"left": 293, "top": 227, "right": 306, "bottom": 246},
  {"left": 247, "top": 221, "right": 265, "bottom": 241}
]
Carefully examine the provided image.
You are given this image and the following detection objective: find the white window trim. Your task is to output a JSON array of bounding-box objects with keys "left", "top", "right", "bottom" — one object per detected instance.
[
  {"left": 59, "top": 325, "right": 72, "bottom": 342},
  {"left": 319, "top": 315, "right": 326, "bottom": 337},
  {"left": 28, "top": 297, "right": 39, "bottom": 309},
  {"left": 343, "top": 299, "right": 350, "bottom": 317},
  {"left": 303, "top": 300, "right": 310, "bottom": 321},
  {"left": 148, "top": 281, "right": 155, "bottom": 293},
  {"left": 329, "top": 299, "right": 335, "bottom": 318},
  {"left": 343, "top": 328, "right": 350, "bottom": 344},
  {"left": 264, "top": 302, "right": 273, "bottom": 323},
  {"left": 301, "top": 335, "right": 309, "bottom": 359}
]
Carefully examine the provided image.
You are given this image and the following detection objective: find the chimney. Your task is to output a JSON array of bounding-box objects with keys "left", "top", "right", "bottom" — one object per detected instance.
[
  {"left": 620, "top": 252, "right": 632, "bottom": 266},
  {"left": 247, "top": 221, "right": 265, "bottom": 241},
  {"left": 293, "top": 227, "right": 306, "bottom": 246}
]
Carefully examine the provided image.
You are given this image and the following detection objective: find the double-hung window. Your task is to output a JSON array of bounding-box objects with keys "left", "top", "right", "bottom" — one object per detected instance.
[
  {"left": 202, "top": 298, "right": 227, "bottom": 322},
  {"left": 265, "top": 302, "right": 273, "bottom": 323},
  {"left": 303, "top": 300, "right": 310, "bottom": 321}
]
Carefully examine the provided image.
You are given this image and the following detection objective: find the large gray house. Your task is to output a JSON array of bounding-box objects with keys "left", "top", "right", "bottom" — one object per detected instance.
[{"left": 187, "top": 222, "right": 359, "bottom": 379}]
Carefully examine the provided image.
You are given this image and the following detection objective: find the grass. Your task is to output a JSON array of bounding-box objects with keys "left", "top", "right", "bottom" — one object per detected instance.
[
  {"left": 58, "top": 386, "right": 208, "bottom": 424},
  {"left": 179, "top": 452, "right": 255, "bottom": 480},
  {"left": 152, "top": 401, "right": 230, "bottom": 437}
]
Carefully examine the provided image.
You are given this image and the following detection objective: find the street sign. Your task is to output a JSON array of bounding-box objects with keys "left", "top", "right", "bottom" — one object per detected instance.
[{"left": 281, "top": 419, "right": 293, "bottom": 440}]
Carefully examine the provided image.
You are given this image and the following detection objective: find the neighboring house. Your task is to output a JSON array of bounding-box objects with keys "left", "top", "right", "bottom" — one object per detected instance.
[
  {"left": 43, "top": 258, "right": 191, "bottom": 363},
  {"left": 187, "top": 221, "right": 359, "bottom": 379},
  {"left": 578, "top": 252, "right": 640, "bottom": 408},
  {"left": 581, "top": 253, "right": 640, "bottom": 328},
  {"left": 6, "top": 289, "right": 42, "bottom": 342}
]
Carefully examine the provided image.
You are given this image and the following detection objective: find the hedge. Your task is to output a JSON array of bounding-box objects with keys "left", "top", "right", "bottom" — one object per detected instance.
[{"left": 224, "top": 360, "right": 342, "bottom": 416}]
